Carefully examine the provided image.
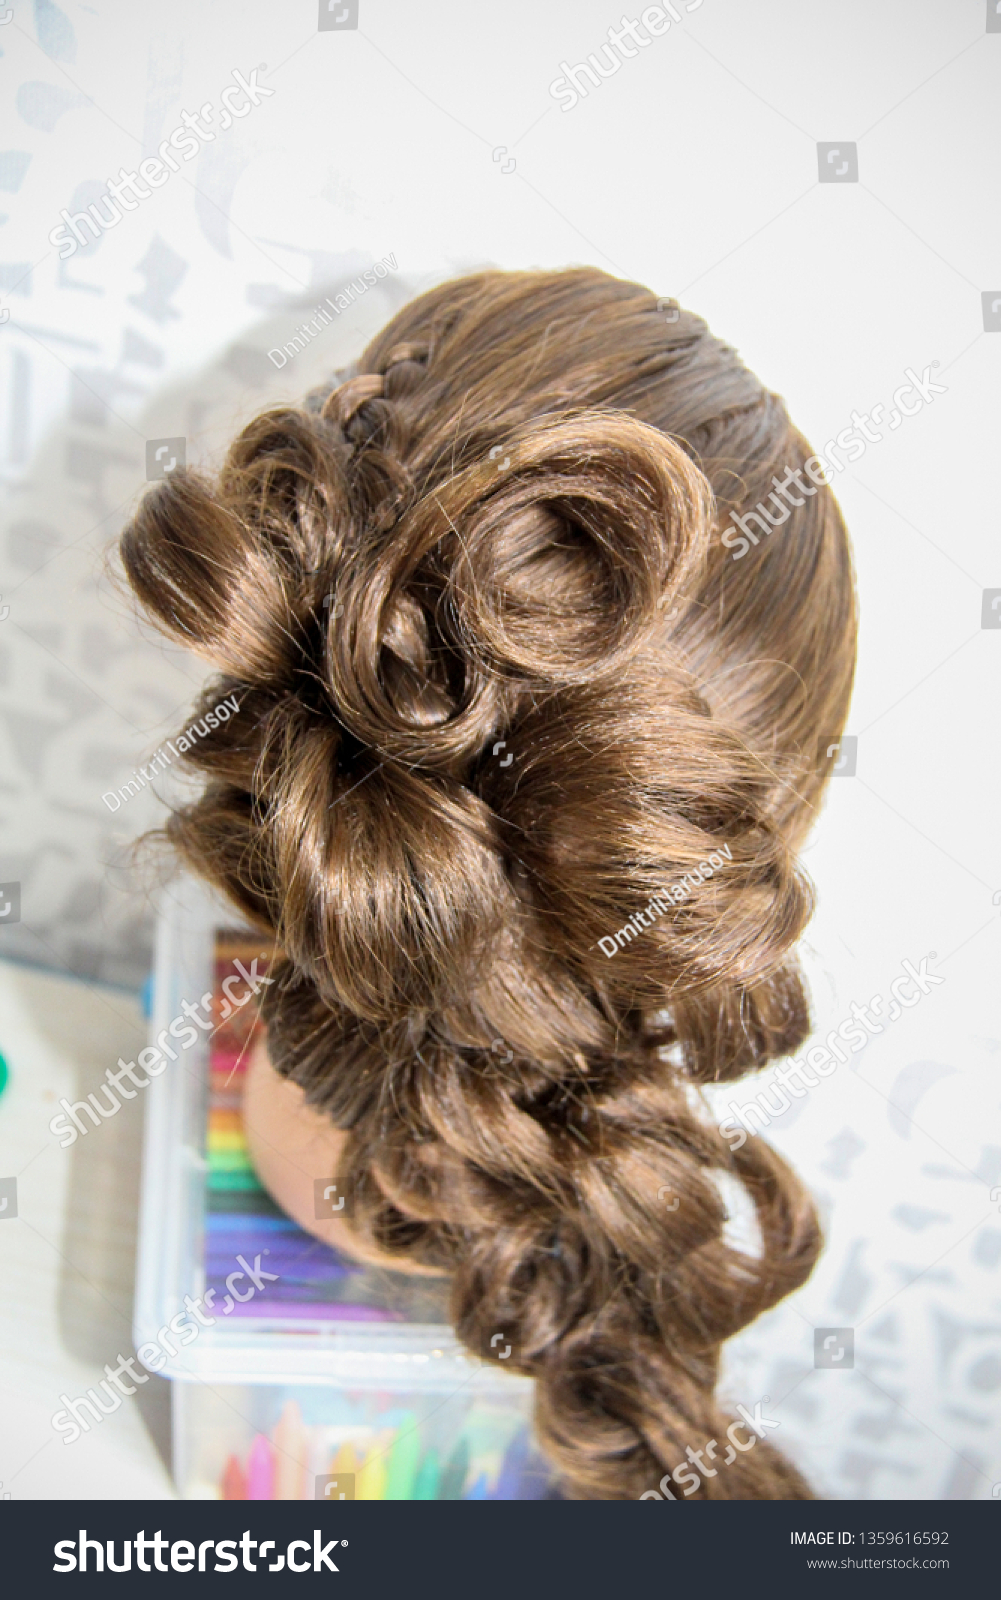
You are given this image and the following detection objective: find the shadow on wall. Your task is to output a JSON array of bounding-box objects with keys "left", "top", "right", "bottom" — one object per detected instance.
[{"left": 0, "top": 263, "right": 425, "bottom": 990}]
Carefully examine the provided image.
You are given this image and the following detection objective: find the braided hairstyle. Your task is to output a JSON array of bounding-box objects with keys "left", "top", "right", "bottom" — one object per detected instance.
[{"left": 120, "top": 268, "right": 856, "bottom": 1499}]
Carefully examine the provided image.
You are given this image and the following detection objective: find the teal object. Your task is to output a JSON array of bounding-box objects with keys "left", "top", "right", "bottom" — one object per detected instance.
[
  {"left": 439, "top": 1437, "right": 469, "bottom": 1501},
  {"left": 412, "top": 1450, "right": 440, "bottom": 1501},
  {"left": 140, "top": 972, "right": 155, "bottom": 1020},
  {"left": 0, "top": 1051, "right": 8, "bottom": 1099}
]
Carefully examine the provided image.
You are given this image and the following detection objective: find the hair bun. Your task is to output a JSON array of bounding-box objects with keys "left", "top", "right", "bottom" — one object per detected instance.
[
  {"left": 118, "top": 265, "right": 856, "bottom": 1504},
  {"left": 424, "top": 412, "right": 711, "bottom": 684}
]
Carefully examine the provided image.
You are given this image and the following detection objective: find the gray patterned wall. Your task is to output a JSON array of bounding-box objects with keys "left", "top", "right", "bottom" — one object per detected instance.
[
  {"left": 0, "top": 4, "right": 427, "bottom": 985},
  {"left": 0, "top": 0, "right": 998, "bottom": 1502}
]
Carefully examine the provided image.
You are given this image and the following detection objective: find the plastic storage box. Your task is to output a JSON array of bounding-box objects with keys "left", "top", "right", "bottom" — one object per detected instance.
[{"left": 134, "top": 876, "right": 540, "bottom": 1500}]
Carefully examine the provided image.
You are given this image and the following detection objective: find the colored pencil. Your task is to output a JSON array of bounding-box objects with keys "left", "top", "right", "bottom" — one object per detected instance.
[
  {"left": 439, "top": 1436, "right": 469, "bottom": 1501},
  {"left": 246, "top": 1434, "right": 274, "bottom": 1500},
  {"left": 412, "top": 1449, "right": 440, "bottom": 1500},
  {"left": 203, "top": 938, "right": 546, "bottom": 1507},
  {"left": 356, "top": 1431, "right": 392, "bottom": 1500},
  {"left": 331, "top": 1440, "right": 360, "bottom": 1478},
  {"left": 217, "top": 1414, "right": 552, "bottom": 1501},
  {"left": 494, "top": 1425, "right": 531, "bottom": 1501},
  {"left": 221, "top": 1454, "right": 246, "bottom": 1500},
  {"left": 272, "top": 1400, "right": 306, "bottom": 1500},
  {"left": 385, "top": 1416, "right": 422, "bottom": 1500}
]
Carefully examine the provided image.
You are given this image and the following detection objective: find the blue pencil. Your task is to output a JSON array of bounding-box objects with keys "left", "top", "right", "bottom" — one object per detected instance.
[{"left": 493, "top": 1425, "right": 531, "bottom": 1500}]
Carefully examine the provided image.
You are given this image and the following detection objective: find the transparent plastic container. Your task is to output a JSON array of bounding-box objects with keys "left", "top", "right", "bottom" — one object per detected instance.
[
  {"left": 174, "top": 1383, "right": 545, "bottom": 1502},
  {"left": 134, "top": 876, "right": 537, "bottom": 1500}
]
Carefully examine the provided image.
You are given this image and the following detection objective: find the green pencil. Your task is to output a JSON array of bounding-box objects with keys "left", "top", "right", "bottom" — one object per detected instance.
[{"left": 385, "top": 1415, "right": 422, "bottom": 1500}]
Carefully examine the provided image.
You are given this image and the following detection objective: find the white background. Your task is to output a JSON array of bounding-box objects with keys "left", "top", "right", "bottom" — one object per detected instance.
[{"left": 0, "top": 0, "right": 998, "bottom": 1501}]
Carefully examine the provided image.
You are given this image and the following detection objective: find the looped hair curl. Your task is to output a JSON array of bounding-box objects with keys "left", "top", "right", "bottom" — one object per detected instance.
[{"left": 120, "top": 267, "right": 856, "bottom": 1500}]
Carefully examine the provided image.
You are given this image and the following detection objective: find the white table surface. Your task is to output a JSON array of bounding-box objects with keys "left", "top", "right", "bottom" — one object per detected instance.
[{"left": 0, "top": 957, "right": 175, "bottom": 1500}]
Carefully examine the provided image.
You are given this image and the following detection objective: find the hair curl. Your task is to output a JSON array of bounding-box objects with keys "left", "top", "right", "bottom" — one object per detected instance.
[{"left": 120, "top": 267, "right": 856, "bottom": 1500}]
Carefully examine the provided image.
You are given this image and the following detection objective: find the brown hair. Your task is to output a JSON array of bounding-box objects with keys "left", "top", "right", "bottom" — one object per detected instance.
[{"left": 120, "top": 267, "right": 856, "bottom": 1499}]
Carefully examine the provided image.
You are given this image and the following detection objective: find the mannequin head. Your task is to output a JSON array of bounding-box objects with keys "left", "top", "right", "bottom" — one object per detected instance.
[{"left": 121, "top": 267, "right": 856, "bottom": 1499}]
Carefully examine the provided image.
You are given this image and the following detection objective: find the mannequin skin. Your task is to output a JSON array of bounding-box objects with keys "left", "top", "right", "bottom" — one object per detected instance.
[{"left": 243, "top": 1029, "right": 444, "bottom": 1277}]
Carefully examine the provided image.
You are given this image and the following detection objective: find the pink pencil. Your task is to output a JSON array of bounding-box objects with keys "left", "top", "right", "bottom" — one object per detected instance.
[{"left": 247, "top": 1433, "right": 274, "bottom": 1500}]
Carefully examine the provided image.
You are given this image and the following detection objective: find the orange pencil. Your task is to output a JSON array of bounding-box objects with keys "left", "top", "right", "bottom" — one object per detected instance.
[{"left": 221, "top": 1453, "right": 247, "bottom": 1499}]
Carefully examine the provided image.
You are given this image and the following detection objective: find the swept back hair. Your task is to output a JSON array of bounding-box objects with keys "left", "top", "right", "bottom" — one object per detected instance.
[{"left": 120, "top": 267, "right": 856, "bottom": 1499}]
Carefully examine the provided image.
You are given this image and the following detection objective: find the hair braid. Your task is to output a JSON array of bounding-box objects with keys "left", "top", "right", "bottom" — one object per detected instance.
[{"left": 119, "top": 267, "right": 856, "bottom": 1499}]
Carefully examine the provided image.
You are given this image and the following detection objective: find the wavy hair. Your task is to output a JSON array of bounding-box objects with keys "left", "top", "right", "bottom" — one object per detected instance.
[{"left": 120, "top": 268, "right": 856, "bottom": 1499}]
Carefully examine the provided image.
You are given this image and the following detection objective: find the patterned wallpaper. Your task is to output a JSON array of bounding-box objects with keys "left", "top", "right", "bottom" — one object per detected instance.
[
  {"left": 0, "top": 0, "right": 998, "bottom": 1503},
  {"left": 0, "top": 4, "right": 423, "bottom": 986}
]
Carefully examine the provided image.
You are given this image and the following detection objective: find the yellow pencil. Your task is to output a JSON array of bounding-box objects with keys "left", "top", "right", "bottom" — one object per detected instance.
[
  {"left": 356, "top": 1431, "right": 393, "bottom": 1500},
  {"left": 331, "top": 1441, "right": 359, "bottom": 1474},
  {"left": 326, "top": 1440, "right": 361, "bottom": 1501}
]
